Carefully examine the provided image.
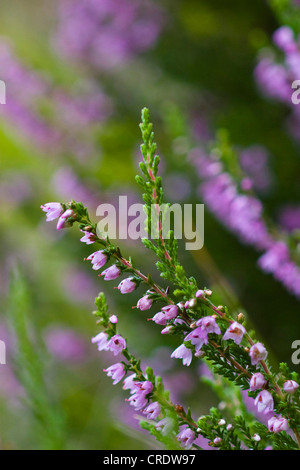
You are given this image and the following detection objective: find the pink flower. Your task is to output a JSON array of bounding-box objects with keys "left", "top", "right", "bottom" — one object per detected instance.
[
  {"left": 137, "top": 295, "right": 153, "bottom": 311},
  {"left": 41, "top": 202, "right": 63, "bottom": 221},
  {"left": 213, "top": 437, "right": 222, "bottom": 445},
  {"left": 283, "top": 380, "right": 299, "bottom": 394},
  {"left": 132, "top": 380, "right": 153, "bottom": 395},
  {"left": 118, "top": 277, "right": 136, "bottom": 294},
  {"left": 196, "top": 316, "right": 221, "bottom": 335},
  {"left": 249, "top": 342, "right": 268, "bottom": 365},
  {"left": 222, "top": 321, "right": 246, "bottom": 345},
  {"left": 123, "top": 373, "right": 137, "bottom": 392},
  {"left": 177, "top": 426, "right": 195, "bottom": 449},
  {"left": 143, "top": 401, "right": 161, "bottom": 420},
  {"left": 171, "top": 344, "right": 193, "bottom": 366},
  {"left": 161, "top": 325, "right": 173, "bottom": 334},
  {"left": 249, "top": 372, "right": 266, "bottom": 391},
  {"left": 254, "top": 390, "right": 274, "bottom": 414},
  {"left": 86, "top": 250, "right": 108, "bottom": 270},
  {"left": 80, "top": 230, "right": 96, "bottom": 245},
  {"left": 268, "top": 416, "right": 289, "bottom": 433},
  {"left": 100, "top": 265, "right": 121, "bottom": 280},
  {"left": 127, "top": 391, "right": 148, "bottom": 410},
  {"left": 56, "top": 209, "right": 75, "bottom": 230},
  {"left": 91, "top": 331, "right": 109, "bottom": 351},
  {"left": 185, "top": 327, "right": 208, "bottom": 351},
  {"left": 152, "top": 305, "right": 178, "bottom": 325},
  {"left": 161, "top": 305, "right": 178, "bottom": 319},
  {"left": 195, "top": 290, "right": 204, "bottom": 298},
  {"left": 104, "top": 363, "right": 125, "bottom": 385},
  {"left": 151, "top": 311, "right": 168, "bottom": 325},
  {"left": 106, "top": 334, "right": 126, "bottom": 356},
  {"left": 109, "top": 315, "right": 118, "bottom": 324},
  {"left": 185, "top": 299, "right": 196, "bottom": 309}
]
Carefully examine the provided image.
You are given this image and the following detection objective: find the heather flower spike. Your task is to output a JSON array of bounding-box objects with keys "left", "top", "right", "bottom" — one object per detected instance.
[{"left": 43, "top": 108, "right": 300, "bottom": 450}]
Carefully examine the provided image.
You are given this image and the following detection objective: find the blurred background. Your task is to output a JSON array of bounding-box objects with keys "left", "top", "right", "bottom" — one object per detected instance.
[{"left": 1, "top": 0, "right": 300, "bottom": 449}]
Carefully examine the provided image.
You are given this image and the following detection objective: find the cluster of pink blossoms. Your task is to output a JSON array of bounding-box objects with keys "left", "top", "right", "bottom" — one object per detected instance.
[
  {"left": 253, "top": 381, "right": 299, "bottom": 434},
  {"left": 189, "top": 146, "right": 300, "bottom": 299},
  {"left": 40, "top": 203, "right": 76, "bottom": 230},
  {"left": 41, "top": 203, "right": 298, "bottom": 441}
]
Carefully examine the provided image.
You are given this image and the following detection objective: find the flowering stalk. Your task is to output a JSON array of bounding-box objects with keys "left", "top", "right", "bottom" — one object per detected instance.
[
  {"left": 41, "top": 108, "right": 300, "bottom": 450},
  {"left": 91, "top": 292, "right": 199, "bottom": 450}
]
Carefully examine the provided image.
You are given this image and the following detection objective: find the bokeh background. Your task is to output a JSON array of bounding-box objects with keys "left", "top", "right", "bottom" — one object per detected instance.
[{"left": 0, "top": 0, "right": 300, "bottom": 449}]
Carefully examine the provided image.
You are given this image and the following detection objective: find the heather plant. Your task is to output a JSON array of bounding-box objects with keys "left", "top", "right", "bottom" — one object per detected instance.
[{"left": 41, "top": 109, "right": 300, "bottom": 450}]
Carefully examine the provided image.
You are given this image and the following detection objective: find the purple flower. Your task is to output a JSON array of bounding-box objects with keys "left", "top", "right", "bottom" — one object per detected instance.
[
  {"left": 152, "top": 305, "right": 178, "bottom": 325},
  {"left": 132, "top": 380, "right": 153, "bottom": 395},
  {"left": 86, "top": 250, "right": 108, "bottom": 270},
  {"left": 104, "top": 362, "right": 125, "bottom": 385},
  {"left": 106, "top": 334, "right": 126, "bottom": 356},
  {"left": 171, "top": 344, "right": 193, "bottom": 366},
  {"left": 160, "top": 325, "right": 173, "bottom": 334},
  {"left": 283, "top": 380, "right": 299, "bottom": 394},
  {"left": 184, "top": 327, "right": 208, "bottom": 351},
  {"left": 91, "top": 331, "right": 109, "bottom": 351},
  {"left": 195, "top": 289, "right": 204, "bottom": 298},
  {"left": 161, "top": 305, "right": 179, "bottom": 319},
  {"left": 196, "top": 316, "right": 221, "bottom": 335},
  {"left": 100, "top": 265, "right": 121, "bottom": 280},
  {"left": 249, "top": 343, "right": 268, "bottom": 365},
  {"left": 127, "top": 391, "right": 148, "bottom": 410},
  {"left": 177, "top": 426, "right": 195, "bottom": 449},
  {"left": 258, "top": 242, "right": 289, "bottom": 273},
  {"left": 143, "top": 401, "right": 161, "bottom": 420},
  {"left": 268, "top": 416, "right": 289, "bottom": 433},
  {"left": 117, "top": 277, "right": 136, "bottom": 294},
  {"left": 136, "top": 295, "right": 153, "bottom": 311},
  {"left": 222, "top": 322, "right": 246, "bottom": 345},
  {"left": 249, "top": 373, "right": 266, "bottom": 391},
  {"left": 273, "top": 26, "right": 296, "bottom": 53},
  {"left": 123, "top": 373, "right": 137, "bottom": 392},
  {"left": 55, "top": 0, "right": 165, "bottom": 70},
  {"left": 56, "top": 209, "right": 75, "bottom": 230},
  {"left": 41, "top": 202, "right": 63, "bottom": 221},
  {"left": 80, "top": 230, "right": 96, "bottom": 244},
  {"left": 254, "top": 390, "right": 274, "bottom": 414},
  {"left": 185, "top": 299, "right": 196, "bottom": 309},
  {"left": 109, "top": 315, "right": 118, "bottom": 324}
]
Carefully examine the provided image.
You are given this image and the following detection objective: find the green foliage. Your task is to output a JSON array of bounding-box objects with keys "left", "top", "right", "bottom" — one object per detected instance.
[{"left": 8, "top": 269, "right": 67, "bottom": 449}]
